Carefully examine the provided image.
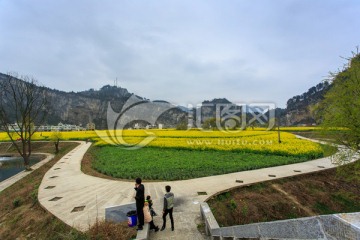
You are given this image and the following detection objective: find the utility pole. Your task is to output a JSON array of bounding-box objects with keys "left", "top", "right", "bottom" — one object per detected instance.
[{"left": 277, "top": 115, "right": 281, "bottom": 143}]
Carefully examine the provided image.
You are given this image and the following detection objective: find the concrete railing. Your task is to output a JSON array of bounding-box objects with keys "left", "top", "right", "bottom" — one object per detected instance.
[
  {"left": 135, "top": 223, "right": 150, "bottom": 240},
  {"left": 200, "top": 202, "right": 360, "bottom": 240}
]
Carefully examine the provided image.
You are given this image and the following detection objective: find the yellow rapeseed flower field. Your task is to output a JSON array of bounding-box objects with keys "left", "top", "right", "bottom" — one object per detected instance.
[
  {"left": 0, "top": 128, "right": 324, "bottom": 158},
  {"left": 93, "top": 129, "right": 324, "bottom": 158}
]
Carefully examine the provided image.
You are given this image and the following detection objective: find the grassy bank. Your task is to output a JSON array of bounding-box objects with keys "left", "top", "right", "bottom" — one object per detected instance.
[{"left": 207, "top": 162, "right": 360, "bottom": 227}]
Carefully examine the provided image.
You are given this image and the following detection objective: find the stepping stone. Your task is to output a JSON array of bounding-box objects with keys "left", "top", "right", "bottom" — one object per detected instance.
[
  {"left": 197, "top": 192, "right": 207, "bottom": 195},
  {"left": 71, "top": 206, "right": 85, "bottom": 212},
  {"left": 49, "top": 197, "right": 62, "bottom": 201}
]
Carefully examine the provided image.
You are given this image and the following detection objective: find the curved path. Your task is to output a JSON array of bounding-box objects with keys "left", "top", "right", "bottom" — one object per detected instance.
[{"left": 38, "top": 139, "right": 356, "bottom": 239}]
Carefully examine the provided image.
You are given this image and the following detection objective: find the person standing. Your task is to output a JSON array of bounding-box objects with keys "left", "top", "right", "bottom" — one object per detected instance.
[
  {"left": 134, "top": 177, "right": 145, "bottom": 230},
  {"left": 160, "top": 185, "right": 174, "bottom": 231}
]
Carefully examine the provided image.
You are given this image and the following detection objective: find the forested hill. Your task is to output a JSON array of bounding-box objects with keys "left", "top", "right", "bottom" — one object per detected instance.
[{"left": 283, "top": 81, "right": 331, "bottom": 125}]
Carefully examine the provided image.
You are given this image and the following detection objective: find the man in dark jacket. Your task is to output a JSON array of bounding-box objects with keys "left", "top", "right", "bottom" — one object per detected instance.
[
  {"left": 160, "top": 185, "right": 175, "bottom": 231},
  {"left": 134, "top": 177, "right": 145, "bottom": 230}
]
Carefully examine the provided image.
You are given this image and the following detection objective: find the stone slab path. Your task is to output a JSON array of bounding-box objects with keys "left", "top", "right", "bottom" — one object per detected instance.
[{"left": 37, "top": 139, "right": 354, "bottom": 239}]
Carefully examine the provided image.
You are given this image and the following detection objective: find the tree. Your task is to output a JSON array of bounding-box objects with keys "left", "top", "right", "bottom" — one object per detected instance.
[
  {"left": 176, "top": 120, "right": 188, "bottom": 130},
  {"left": 0, "top": 73, "right": 48, "bottom": 170},
  {"left": 317, "top": 51, "right": 360, "bottom": 182},
  {"left": 202, "top": 117, "right": 216, "bottom": 130},
  {"left": 318, "top": 52, "right": 360, "bottom": 151},
  {"left": 50, "top": 131, "right": 63, "bottom": 154}
]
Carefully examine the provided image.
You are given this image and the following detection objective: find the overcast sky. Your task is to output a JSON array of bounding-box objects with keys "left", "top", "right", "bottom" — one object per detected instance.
[{"left": 0, "top": 0, "right": 359, "bottom": 108}]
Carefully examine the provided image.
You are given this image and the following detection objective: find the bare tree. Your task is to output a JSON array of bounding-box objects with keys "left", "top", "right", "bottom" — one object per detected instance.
[
  {"left": 50, "top": 131, "right": 62, "bottom": 154},
  {"left": 0, "top": 73, "right": 48, "bottom": 170}
]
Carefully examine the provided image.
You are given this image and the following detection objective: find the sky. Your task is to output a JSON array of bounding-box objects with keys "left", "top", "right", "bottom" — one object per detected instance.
[{"left": 0, "top": 0, "right": 359, "bottom": 108}]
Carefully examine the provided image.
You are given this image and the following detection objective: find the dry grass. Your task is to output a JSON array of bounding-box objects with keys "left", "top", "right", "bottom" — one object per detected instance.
[{"left": 88, "top": 220, "right": 136, "bottom": 240}]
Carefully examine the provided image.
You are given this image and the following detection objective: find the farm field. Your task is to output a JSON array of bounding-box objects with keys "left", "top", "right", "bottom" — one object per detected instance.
[
  {"left": 0, "top": 129, "right": 326, "bottom": 158},
  {"left": 1, "top": 129, "right": 324, "bottom": 154},
  {"left": 93, "top": 130, "right": 324, "bottom": 159},
  {"left": 88, "top": 129, "right": 335, "bottom": 180},
  {"left": 89, "top": 145, "right": 334, "bottom": 180}
]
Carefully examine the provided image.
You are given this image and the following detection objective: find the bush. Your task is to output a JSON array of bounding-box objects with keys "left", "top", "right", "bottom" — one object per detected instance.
[{"left": 13, "top": 198, "right": 21, "bottom": 208}]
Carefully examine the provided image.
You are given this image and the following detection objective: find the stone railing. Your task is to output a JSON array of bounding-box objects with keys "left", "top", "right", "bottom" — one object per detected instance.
[{"left": 200, "top": 202, "right": 360, "bottom": 240}]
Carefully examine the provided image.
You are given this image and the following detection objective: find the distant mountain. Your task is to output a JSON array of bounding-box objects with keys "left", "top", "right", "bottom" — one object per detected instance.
[
  {"left": 176, "top": 105, "right": 191, "bottom": 113},
  {"left": 0, "top": 73, "right": 187, "bottom": 129},
  {"left": 199, "top": 98, "right": 233, "bottom": 121}
]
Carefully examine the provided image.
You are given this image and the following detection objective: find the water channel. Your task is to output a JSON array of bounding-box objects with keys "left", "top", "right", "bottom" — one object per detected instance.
[{"left": 0, "top": 155, "right": 42, "bottom": 182}]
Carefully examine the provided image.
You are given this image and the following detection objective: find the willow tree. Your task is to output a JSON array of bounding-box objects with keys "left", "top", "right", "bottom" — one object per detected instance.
[
  {"left": 0, "top": 73, "right": 48, "bottom": 170},
  {"left": 317, "top": 51, "right": 360, "bottom": 181}
]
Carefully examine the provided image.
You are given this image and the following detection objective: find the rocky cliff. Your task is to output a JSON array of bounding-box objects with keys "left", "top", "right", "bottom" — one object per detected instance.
[{"left": 1, "top": 72, "right": 330, "bottom": 128}]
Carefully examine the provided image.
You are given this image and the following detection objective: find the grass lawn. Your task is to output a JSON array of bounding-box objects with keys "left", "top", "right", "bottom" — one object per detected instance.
[{"left": 89, "top": 144, "right": 336, "bottom": 181}]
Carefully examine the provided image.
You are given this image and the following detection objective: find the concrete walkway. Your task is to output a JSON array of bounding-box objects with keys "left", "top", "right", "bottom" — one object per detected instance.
[{"left": 37, "top": 139, "right": 355, "bottom": 239}]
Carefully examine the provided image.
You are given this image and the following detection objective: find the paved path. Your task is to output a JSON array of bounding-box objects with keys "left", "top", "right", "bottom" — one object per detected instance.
[{"left": 37, "top": 139, "right": 356, "bottom": 239}]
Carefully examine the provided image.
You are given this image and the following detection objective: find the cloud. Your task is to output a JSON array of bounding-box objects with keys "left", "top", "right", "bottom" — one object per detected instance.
[{"left": 1, "top": 0, "right": 359, "bottom": 108}]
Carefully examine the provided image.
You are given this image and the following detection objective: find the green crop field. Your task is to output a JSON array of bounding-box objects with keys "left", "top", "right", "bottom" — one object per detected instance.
[{"left": 90, "top": 146, "right": 332, "bottom": 180}]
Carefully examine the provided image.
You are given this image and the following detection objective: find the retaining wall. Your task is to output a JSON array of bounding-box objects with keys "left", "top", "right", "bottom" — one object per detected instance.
[{"left": 200, "top": 202, "right": 360, "bottom": 240}]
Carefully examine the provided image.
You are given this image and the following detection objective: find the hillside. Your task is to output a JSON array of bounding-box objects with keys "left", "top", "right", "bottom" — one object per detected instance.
[
  {"left": 0, "top": 73, "right": 186, "bottom": 129},
  {"left": 1, "top": 72, "right": 332, "bottom": 128}
]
